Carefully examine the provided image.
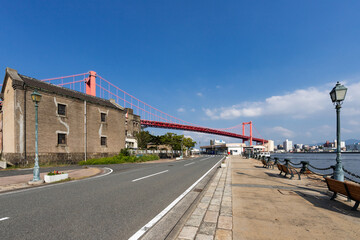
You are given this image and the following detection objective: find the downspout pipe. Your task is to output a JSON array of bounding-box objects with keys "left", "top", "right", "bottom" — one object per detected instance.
[{"left": 84, "top": 100, "right": 87, "bottom": 161}]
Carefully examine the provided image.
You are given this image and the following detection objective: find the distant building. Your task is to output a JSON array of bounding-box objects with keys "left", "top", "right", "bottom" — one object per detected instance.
[
  {"left": 294, "top": 144, "right": 303, "bottom": 149},
  {"left": 346, "top": 143, "right": 360, "bottom": 151},
  {"left": 210, "top": 139, "right": 226, "bottom": 145},
  {"left": 200, "top": 141, "right": 246, "bottom": 155},
  {"left": 283, "top": 139, "right": 293, "bottom": 152},
  {"left": 264, "top": 140, "right": 274, "bottom": 152}
]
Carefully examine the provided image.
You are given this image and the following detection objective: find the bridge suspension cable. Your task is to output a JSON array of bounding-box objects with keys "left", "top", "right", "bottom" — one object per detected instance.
[{"left": 36, "top": 71, "right": 267, "bottom": 143}]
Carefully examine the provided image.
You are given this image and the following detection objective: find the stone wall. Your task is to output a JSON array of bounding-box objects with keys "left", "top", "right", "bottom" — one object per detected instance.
[{"left": 1, "top": 69, "right": 138, "bottom": 165}]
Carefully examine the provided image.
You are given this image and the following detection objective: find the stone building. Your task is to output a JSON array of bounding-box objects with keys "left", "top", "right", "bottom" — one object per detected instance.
[{"left": 0, "top": 68, "right": 141, "bottom": 165}]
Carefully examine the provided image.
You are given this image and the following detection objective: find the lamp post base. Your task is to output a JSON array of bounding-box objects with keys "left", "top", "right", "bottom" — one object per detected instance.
[
  {"left": 333, "top": 163, "right": 344, "bottom": 181},
  {"left": 28, "top": 179, "right": 44, "bottom": 185}
]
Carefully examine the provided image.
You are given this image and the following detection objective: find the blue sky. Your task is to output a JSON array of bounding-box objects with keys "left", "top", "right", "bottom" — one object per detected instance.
[{"left": 1, "top": 1, "right": 360, "bottom": 146}]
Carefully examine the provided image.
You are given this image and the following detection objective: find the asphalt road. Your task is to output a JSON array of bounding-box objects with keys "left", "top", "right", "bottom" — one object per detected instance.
[{"left": 0, "top": 155, "right": 223, "bottom": 239}]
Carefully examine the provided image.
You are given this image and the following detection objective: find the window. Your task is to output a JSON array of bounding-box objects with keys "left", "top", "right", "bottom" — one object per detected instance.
[
  {"left": 101, "top": 113, "right": 106, "bottom": 122},
  {"left": 101, "top": 137, "right": 107, "bottom": 146},
  {"left": 58, "top": 104, "right": 66, "bottom": 116},
  {"left": 58, "top": 133, "right": 66, "bottom": 145}
]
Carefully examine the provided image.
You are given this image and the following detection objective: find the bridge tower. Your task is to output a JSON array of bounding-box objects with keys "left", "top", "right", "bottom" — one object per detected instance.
[
  {"left": 86, "top": 71, "right": 96, "bottom": 96},
  {"left": 242, "top": 121, "right": 253, "bottom": 146}
]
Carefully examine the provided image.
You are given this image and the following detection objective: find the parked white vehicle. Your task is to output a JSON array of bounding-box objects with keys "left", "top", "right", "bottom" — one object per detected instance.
[{"left": 258, "top": 152, "right": 271, "bottom": 158}]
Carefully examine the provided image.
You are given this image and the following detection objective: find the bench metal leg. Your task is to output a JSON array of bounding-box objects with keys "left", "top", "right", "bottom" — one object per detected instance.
[
  {"left": 330, "top": 192, "right": 337, "bottom": 200},
  {"left": 296, "top": 172, "right": 301, "bottom": 180},
  {"left": 352, "top": 201, "right": 359, "bottom": 211},
  {"left": 289, "top": 172, "right": 294, "bottom": 179}
]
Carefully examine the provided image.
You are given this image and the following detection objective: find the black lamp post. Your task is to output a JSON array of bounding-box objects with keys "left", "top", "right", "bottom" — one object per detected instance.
[
  {"left": 329, "top": 82, "right": 347, "bottom": 181},
  {"left": 30, "top": 90, "right": 42, "bottom": 183}
]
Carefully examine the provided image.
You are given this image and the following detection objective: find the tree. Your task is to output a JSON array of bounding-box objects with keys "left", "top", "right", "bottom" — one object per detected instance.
[
  {"left": 183, "top": 137, "right": 196, "bottom": 155},
  {"left": 135, "top": 130, "right": 152, "bottom": 149},
  {"left": 160, "top": 133, "right": 182, "bottom": 158}
]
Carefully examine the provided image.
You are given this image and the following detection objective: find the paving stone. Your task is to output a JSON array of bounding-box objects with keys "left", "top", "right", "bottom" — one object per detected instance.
[
  {"left": 210, "top": 198, "right": 221, "bottom": 206},
  {"left": 217, "top": 216, "right": 232, "bottom": 230},
  {"left": 208, "top": 204, "right": 220, "bottom": 212},
  {"left": 204, "top": 210, "right": 219, "bottom": 223},
  {"left": 221, "top": 200, "right": 232, "bottom": 208},
  {"left": 222, "top": 196, "right": 231, "bottom": 202},
  {"left": 193, "top": 207, "right": 207, "bottom": 216},
  {"left": 201, "top": 196, "right": 212, "bottom": 204},
  {"left": 199, "top": 222, "right": 216, "bottom": 236},
  {"left": 220, "top": 206, "right": 232, "bottom": 216},
  {"left": 178, "top": 226, "right": 198, "bottom": 240},
  {"left": 198, "top": 202, "right": 209, "bottom": 209},
  {"left": 195, "top": 234, "right": 214, "bottom": 240},
  {"left": 186, "top": 214, "right": 204, "bottom": 227},
  {"left": 215, "top": 229, "right": 232, "bottom": 240}
]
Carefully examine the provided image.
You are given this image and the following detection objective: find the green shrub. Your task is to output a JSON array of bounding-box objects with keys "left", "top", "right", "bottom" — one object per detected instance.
[{"left": 78, "top": 154, "right": 159, "bottom": 165}]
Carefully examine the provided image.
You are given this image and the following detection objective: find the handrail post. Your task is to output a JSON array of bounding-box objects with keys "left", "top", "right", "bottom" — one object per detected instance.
[
  {"left": 284, "top": 159, "right": 290, "bottom": 167},
  {"left": 300, "top": 161, "right": 309, "bottom": 174}
]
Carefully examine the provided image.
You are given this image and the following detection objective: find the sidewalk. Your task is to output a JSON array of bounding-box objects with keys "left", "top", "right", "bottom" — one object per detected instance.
[
  {"left": 176, "top": 155, "right": 360, "bottom": 240},
  {"left": 0, "top": 167, "right": 102, "bottom": 193},
  {"left": 177, "top": 157, "right": 233, "bottom": 240}
]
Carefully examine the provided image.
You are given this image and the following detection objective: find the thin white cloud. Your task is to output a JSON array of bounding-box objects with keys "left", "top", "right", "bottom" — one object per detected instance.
[
  {"left": 191, "top": 108, "right": 196, "bottom": 112},
  {"left": 196, "top": 92, "right": 203, "bottom": 97},
  {"left": 177, "top": 107, "right": 185, "bottom": 113},
  {"left": 204, "top": 81, "right": 360, "bottom": 120},
  {"left": 268, "top": 126, "right": 295, "bottom": 138}
]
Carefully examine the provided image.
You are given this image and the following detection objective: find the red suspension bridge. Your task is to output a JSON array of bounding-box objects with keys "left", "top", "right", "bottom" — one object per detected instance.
[{"left": 3, "top": 71, "right": 268, "bottom": 145}]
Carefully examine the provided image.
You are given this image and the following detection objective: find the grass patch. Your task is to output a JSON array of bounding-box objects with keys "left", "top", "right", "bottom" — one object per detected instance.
[{"left": 78, "top": 154, "right": 159, "bottom": 165}]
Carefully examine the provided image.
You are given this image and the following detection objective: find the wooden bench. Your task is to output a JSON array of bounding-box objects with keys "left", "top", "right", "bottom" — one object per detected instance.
[
  {"left": 261, "top": 158, "right": 274, "bottom": 169},
  {"left": 276, "top": 163, "right": 301, "bottom": 180},
  {"left": 324, "top": 177, "right": 360, "bottom": 211}
]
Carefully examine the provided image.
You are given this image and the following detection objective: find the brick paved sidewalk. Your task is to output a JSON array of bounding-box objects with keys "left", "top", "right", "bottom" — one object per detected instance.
[{"left": 177, "top": 157, "right": 232, "bottom": 240}]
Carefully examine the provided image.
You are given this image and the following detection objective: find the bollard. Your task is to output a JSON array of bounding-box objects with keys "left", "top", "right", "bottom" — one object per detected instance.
[
  {"left": 300, "top": 161, "right": 309, "bottom": 174},
  {"left": 284, "top": 159, "right": 290, "bottom": 167}
]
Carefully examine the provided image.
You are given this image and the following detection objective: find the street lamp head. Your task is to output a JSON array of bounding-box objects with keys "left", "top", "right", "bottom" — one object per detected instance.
[
  {"left": 31, "top": 90, "right": 42, "bottom": 103},
  {"left": 329, "top": 82, "right": 347, "bottom": 104}
]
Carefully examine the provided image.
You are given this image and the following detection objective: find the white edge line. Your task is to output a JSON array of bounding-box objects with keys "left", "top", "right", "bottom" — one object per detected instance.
[
  {"left": 184, "top": 162, "right": 195, "bottom": 166},
  {"left": 132, "top": 170, "right": 168, "bottom": 182},
  {"left": 129, "top": 156, "right": 225, "bottom": 240},
  {"left": 0, "top": 217, "right": 9, "bottom": 221},
  {"left": 0, "top": 167, "right": 113, "bottom": 197}
]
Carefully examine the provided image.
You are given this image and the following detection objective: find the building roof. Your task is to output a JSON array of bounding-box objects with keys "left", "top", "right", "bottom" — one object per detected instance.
[{"left": 2, "top": 67, "right": 121, "bottom": 110}]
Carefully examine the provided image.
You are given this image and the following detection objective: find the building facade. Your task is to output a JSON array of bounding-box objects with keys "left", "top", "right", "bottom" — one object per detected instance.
[
  {"left": 283, "top": 139, "right": 293, "bottom": 152},
  {"left": 0, "top": 68, "right": 141, "bottom": 165}
]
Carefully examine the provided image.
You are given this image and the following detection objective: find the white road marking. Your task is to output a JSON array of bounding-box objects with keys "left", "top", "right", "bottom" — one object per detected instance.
[
  {"left": 129, "top": 156, "right": 225, "bottom": 240},
  {"left": 132, "top": 170, "right": 169, "bottom": 182},
  {"left": 0, "top": 167, "right": 113, "bottom": 197},
  {"left": 200, "top": 157, "right": 213, "bottom": 161},
  {"left": 184, "top": 162, "right": 195, "bottom": 166},
  {"left": 0, "top": 217, "right": 9, "bottom": 221}
]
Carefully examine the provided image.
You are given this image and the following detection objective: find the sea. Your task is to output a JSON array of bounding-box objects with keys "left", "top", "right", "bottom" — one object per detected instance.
[{"left": 270, "top": 153, "right": 360, "bottom": 180}]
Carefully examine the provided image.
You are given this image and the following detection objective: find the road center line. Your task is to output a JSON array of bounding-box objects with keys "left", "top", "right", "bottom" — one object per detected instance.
[
  {"left": 184, "top": 162, "right": 195, "bottom": 166},
  {"left": 0, "top": 217, "right": 9, "bottom": 221},
  {"left": 132, "top": 170, "right": 169, "bottom": 182},
  {"left": 200, "top": 157, "right": 212, "bottom": 161}
]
